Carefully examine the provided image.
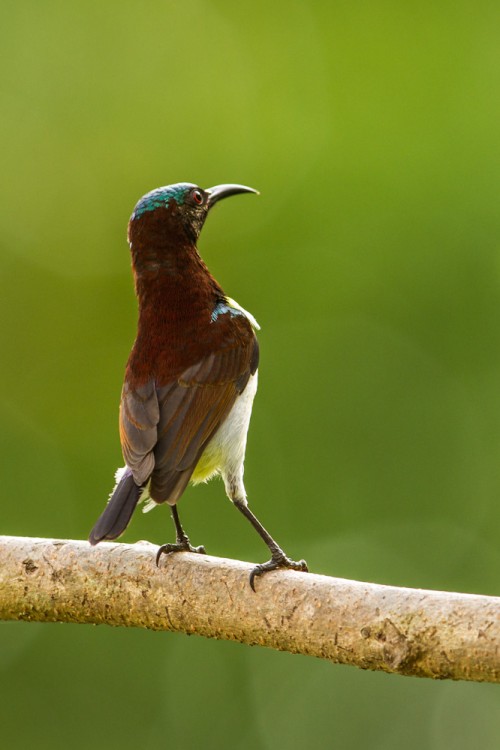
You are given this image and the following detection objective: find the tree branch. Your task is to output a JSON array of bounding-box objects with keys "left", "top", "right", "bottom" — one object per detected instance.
[{"left": 1, "top": 535, "right": 499, "bottom": 683}]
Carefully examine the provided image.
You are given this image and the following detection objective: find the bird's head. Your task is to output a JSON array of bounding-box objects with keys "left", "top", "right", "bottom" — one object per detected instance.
[{"left": 128, "top": 182, "right": 258, "bottom": 249}]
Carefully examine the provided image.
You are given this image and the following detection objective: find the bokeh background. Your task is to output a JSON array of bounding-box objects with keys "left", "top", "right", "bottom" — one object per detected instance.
[{"left": 2, "top": 0, "right": 500, "bottom": 747}]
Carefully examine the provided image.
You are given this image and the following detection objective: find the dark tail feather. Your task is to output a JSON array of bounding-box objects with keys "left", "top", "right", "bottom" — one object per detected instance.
[{"left": 89, "top": 469, "right": 143, "bottom": 545}]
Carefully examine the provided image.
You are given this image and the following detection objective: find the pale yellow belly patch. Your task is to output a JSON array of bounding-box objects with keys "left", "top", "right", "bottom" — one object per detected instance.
[{"left": 190, "top": 446, "right": 223, "bottom": 484}]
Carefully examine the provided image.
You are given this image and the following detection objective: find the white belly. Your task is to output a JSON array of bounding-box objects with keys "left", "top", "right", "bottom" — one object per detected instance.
[{"left": 191, "top": 371, "right": 258, "bottom": 496}]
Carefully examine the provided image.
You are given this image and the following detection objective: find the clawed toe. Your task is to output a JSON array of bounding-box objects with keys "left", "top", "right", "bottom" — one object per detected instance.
[
  {"left": 249, "top": 552, "right": 308, "bottom": 591},
  {"left": 156, "top": 540, "right": 206, "bottom": 566}
]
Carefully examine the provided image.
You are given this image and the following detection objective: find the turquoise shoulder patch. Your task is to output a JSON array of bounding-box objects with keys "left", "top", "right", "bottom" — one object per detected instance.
[{"left": 211, "top": 297, "right": 260, "bottom": 330}]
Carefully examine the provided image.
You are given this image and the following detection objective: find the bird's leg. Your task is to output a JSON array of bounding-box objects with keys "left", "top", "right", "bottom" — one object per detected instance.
[
  {"left": 233, "top": 499, "right": 308, "bottom": 591},
  {"left": 156, "top": 505, "right": 206, "bottom": 566}
]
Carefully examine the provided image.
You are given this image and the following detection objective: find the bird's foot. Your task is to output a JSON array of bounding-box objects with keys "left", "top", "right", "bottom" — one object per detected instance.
[
  {"left": 156, "top": 537, "right": 206, "bottom": 566},
  {"left": 249, "top": 549, "right": 308, "bottom": 592}
]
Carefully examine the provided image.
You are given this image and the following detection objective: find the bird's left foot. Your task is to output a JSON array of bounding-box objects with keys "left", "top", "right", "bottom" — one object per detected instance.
[
  {"left": 156, "top": 538, "right": 206, "bottom": 566},
  {"left": 249, "top": 550, "right": 308, "bottom": 592}
]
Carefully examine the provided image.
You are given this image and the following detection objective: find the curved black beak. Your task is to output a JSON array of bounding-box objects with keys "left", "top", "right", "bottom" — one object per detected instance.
[{"left": 206, "top": 184, "right": 259, "bottom": 208}]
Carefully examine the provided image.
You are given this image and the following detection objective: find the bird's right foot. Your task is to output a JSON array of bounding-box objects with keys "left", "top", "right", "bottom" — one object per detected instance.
[
  {"left": 156, "top": 538, "right": 206, "bottom": 566},
  {"left": 249, "top": 549, "right": 308, "bottom": 591}
]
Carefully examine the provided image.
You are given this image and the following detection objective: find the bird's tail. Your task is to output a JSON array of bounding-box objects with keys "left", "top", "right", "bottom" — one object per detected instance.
[{"left": 89, "top": 467, "right": 143, "bottom": 545}]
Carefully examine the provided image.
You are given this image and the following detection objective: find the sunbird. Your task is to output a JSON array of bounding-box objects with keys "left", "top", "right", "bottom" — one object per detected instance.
[{"left": 89, "top": 182, "right": 307, "bottom": 589}]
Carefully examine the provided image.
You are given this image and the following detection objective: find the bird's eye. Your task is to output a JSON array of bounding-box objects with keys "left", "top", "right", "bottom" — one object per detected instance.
[{"left": 192, "top": 189, "right": 204, "bottom": 205}]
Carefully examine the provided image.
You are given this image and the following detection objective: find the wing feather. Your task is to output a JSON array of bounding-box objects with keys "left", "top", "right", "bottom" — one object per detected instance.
[
  {"left": 119, "top": 317, "right": 259, "bottom": 504},
  {"left": 119, "top": 381, "right": 159, "bottom": 484}
]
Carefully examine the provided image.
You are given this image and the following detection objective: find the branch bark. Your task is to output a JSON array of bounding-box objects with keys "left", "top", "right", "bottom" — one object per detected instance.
[{"left": 1, "top": 535, "right": 499, "bottom": 683}]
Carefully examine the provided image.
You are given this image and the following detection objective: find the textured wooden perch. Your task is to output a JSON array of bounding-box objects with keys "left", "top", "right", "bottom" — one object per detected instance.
[{"left": 1, "top": 535, "right": 499, "bottom": 683}]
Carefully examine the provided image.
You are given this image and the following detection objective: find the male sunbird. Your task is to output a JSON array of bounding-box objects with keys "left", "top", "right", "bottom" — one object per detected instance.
[{"left": 89, "top": 182, "right": 307, "bottom": 589}]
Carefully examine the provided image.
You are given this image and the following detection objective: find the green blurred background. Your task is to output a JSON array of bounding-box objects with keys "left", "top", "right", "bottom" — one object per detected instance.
[{"left": 1, "top": 0, "right": 500, "bottom": 747}]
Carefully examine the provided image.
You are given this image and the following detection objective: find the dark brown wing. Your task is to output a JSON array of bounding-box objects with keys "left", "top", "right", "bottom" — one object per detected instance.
[
  {"left": 119, "top": 324, "right": 259, "bottom": 505},
  {"left": 119, "top": 379, "right": 159, "bottom": 485}
]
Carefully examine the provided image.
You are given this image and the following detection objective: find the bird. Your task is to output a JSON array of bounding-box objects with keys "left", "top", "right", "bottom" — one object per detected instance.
[{"left": 89, "top": 182, "right": 308, "bottom": 589}]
